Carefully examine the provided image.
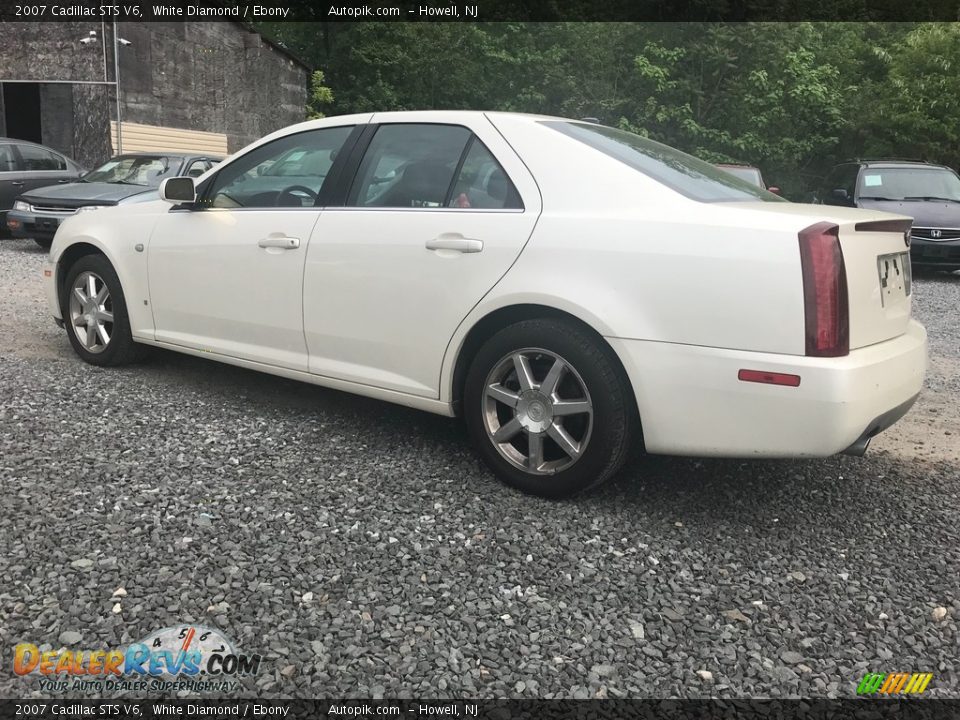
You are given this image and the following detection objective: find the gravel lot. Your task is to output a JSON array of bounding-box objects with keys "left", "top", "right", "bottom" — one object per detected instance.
[{"left": 1, "top": 238, "right": 958, "bottom": 699}]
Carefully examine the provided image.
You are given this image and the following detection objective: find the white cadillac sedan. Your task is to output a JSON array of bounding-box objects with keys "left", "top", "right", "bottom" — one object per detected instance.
[{"left": 43, "top": 111, "right": 927, "bottom": 498}]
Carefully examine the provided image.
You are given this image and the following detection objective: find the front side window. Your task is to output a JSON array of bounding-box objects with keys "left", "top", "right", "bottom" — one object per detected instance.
[
  {"left": 84, "top": 155, "right": 178, "bottom": 186},
  {"left": 542, "top": 121, "right": 783, "bottom": 203},
  {"left": 348, "top": 124, "right": 472, "bottom": 208},
  {"left": 185, "top": 159, "right": 214, "bottom": 178},
  {"left": 857, "top": 167, "right": 960, "bottom": 202},
  {"left": 17, "top": 144, "right": 67, "bottom": 172},
  {"left": 821, "top": 164, "right": 858, "bottom": 205},
  {"left": 205, "top": 126, "right": 353, "bottom": 209}
]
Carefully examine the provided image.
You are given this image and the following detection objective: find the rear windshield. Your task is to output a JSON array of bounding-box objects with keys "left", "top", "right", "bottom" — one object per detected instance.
[
  {"left": 542, "top": 121, "right": 784, "bottom": 203},
  {"left": 719, "top": 166, "right": 763, "bottom": 187}
]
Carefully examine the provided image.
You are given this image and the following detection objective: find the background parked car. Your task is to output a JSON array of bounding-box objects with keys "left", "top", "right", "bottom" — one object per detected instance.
[
  {"left": 818, "top": 160, "right": 960, "bottom": 270},
  {"left": 7, "top": 152, "right": 222, "bottom": 249},
  {"left": 716, "top": 163, "right": 781, "bottom": 195},
  {"left": 0, "top": 138, "right": 84, "bottom": 238}
]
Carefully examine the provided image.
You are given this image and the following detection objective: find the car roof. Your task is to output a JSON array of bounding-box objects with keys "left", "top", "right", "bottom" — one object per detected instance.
[
  {"left": 0, "top": 137, "right": 63, "bottom": 149},
  {"left": 854, "top": 160, "right": 951, "bottom": 171},
  {"left": 113, "top": 151, "right": 223, "bottom": 159}
]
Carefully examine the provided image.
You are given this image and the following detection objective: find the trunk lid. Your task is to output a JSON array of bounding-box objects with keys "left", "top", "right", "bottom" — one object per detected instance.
[{"left": 727, "top": 203, "right": 913, "bottom": 350}]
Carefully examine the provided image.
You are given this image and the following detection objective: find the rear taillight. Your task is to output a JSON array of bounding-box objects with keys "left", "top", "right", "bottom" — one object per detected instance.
[{"left": 798, "top": 222, "right": 849, "bottom": 357}]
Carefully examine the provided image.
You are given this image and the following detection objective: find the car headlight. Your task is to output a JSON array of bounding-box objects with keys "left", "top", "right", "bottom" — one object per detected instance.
[
  {"left": 13, "top": 200, "right": 30, "bottom": 211},
  {"left": 76, "top": 205, "right": 108, "bottom": 213}
]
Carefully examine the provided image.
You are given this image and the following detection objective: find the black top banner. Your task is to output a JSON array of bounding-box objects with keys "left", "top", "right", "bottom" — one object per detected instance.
[
  {"left": 3, "top": 699, "right": 960, "bottom": 720},
  {"left": 0, "top": 0, "right": 958, "bottom": 22}
]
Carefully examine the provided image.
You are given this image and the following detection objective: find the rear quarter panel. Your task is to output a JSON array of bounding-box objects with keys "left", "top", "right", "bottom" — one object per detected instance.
[{"left": 477, "top": 114, "right": 807, "bottom": 352}]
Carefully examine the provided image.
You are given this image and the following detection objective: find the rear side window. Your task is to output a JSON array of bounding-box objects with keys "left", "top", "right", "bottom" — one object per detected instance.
[
  {"left": 447, "top": 138, "right": 523, "bottom": 209},
  {"left": 347, "top": 124, "right": 522, "bottom": 210},
  {"left": 542, "top": 121, "right": 783, "bottom": 203},
  {"left": 348, "top": 124, "right": 471, "bottom": 208},
  {"left": 17, "top": 144, "right": 67, "bottom": 171}
]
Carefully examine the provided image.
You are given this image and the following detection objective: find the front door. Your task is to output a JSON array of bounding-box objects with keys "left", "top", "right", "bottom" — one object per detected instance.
[{"left": 146, "top": 124, "right": 358, "bottom": 371}]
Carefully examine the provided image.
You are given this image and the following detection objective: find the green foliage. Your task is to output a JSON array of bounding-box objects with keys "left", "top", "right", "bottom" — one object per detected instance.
[
  {"left": 307, "top": 70, "right": 333, "bottom": 119},
  {"left": 256, "top": 21, "right": 960, "bottom": 199}
]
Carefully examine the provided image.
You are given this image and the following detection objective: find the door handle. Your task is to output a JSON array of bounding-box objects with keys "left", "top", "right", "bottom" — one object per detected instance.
[
  {"left": 57, "top": 179, "right": 71, "bottom": 183},
  {"left": 425, "top": 235, "right": 483, "bottom": 253},
  {"left": 258, "top": 236, "right": 300, "bottom": 250},
  {"left": 11, "top": 181, "right": 23, "bottom": 186}
]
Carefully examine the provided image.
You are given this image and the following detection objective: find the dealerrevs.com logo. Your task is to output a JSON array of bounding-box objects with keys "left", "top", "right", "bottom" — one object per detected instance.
[{"left": 13, "top": 625, "right": 261, "bottom": 693}]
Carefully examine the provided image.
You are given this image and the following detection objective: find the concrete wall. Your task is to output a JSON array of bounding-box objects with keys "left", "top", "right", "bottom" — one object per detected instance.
[
  {"left": 115, "top": 22, "right": 309, "bottom": 154},
  {"left": 0, "top": 21, "right": 308, "bottom": 167}
]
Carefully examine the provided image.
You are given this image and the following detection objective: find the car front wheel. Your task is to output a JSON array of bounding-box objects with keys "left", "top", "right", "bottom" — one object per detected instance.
[
  {"left": 63, "top": 254, "right": 146, "bottom": 366},
  {"left": 465, "top": 318, "right": 637, "bottom": 498}
]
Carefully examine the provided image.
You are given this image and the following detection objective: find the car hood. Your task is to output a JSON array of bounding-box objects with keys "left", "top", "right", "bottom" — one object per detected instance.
[
  {"left": 20, "top": 182, "right": 153, "bottom": 206},
  {"left": 857, "top": 198, "right": 960, "bottom": 227}
]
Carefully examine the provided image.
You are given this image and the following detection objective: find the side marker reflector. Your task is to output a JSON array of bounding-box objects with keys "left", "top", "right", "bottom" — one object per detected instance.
[{"left": 738, "top": 369, "right": 801, "bottom": 387}]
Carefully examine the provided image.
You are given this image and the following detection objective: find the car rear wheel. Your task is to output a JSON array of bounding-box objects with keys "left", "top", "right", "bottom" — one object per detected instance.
[
  {"left": 465, "top": 318, "right": 637, "bottom": 498},
  {"left": 63, "top": 254, "right": 147, "bottom": 366}
]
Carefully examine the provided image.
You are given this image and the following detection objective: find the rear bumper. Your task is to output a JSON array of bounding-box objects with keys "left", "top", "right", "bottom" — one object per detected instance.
[{"left": 609, "top": 319, "right": 927, "bottom": 457}]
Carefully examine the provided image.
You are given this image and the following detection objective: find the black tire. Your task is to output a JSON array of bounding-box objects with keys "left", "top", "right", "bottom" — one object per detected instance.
[
  {"left": 34, "top": 238, "right": 52, "bottom": 250},
  {"left": 62, "top": 254, "right": 147, "bottom": 366},
  {"left": 464, "top": 318, "right": 638, "bottom": 498}
]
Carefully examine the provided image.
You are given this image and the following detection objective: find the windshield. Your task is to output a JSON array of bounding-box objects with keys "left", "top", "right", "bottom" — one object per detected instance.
[
  {"left": 542, "top": 121, "right": 783, "bottom": 203},
  {"left": 858, "top": 167, "right": 960, "bottom": 202},
  {"left": 83, "top": 156, "right": 180, "bottom": 186}
]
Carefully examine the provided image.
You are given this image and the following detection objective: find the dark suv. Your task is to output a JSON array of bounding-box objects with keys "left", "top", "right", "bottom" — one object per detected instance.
[{"left": 819, "top": 160, "right": 960, "bottom": 270}]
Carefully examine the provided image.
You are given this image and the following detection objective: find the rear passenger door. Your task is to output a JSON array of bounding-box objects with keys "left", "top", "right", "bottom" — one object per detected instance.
[{"left": 303, "top": 114, "right": 542, "bottom": 398}]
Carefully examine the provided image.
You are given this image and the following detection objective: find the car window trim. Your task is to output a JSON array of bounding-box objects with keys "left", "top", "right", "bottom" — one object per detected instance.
[
  {"left": 339, "top": 122, "right": 525, "bottom": 213},
  {"left": 443, "top": 135, "right": 475, "bottom": 208},
  {"left": 315, "top": 124, "right": 370, "bottom": 208}
]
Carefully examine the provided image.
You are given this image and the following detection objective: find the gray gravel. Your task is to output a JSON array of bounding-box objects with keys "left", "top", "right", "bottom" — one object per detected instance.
[{"left": 1, "top": 238, "right": 958, "bottom": 699}]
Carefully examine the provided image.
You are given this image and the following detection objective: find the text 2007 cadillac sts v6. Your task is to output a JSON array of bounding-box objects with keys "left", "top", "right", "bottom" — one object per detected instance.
[{"left": 43, "top": 112, "right": 926, "bottom": 498}]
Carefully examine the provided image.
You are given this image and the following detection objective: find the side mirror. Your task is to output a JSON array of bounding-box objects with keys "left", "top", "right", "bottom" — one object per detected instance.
[
  {"left": 159, "top": 176, "right": 196, "bottom": 204},
  {"left": 767, "top": 186, "right": 781, "bottom": 195},
  {"left": 829, "top": 188, "right": 849, "bottom": 203}
]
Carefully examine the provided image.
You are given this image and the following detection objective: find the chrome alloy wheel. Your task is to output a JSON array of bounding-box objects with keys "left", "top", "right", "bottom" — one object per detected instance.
[
  {"left": 68, "top": 271, "right": 114, "bottom": 354},
  {"left": 483, "top": 348, "right": 594, "bottom": 475}
]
